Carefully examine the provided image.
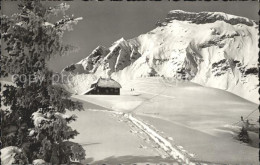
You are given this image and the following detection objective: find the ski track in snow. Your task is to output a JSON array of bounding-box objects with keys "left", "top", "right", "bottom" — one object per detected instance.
[
  {"left": 137, "top": 90, "right": 176, "bottom": 99},
  {"left": 126, "top": 113, "right": 194, "bottom": 164},
  {"left": 87, "top": 108, "right": 211, "bottom": 165}
]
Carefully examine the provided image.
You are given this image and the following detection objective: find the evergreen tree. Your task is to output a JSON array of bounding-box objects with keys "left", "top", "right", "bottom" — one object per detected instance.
[
  {"left": 238, "top": 127, "right": 251, "bottom": 144},
  {"left": 1, "top": 1, "right": 85, "bottom": 164}
]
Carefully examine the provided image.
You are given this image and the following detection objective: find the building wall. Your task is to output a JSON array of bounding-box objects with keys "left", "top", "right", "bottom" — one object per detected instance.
[{"left": 86, "top": 87, "right": 120, "bottom": 95}]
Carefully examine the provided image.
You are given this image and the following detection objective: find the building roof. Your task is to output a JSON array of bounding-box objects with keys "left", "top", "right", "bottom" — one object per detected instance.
[
  {"left": 91, "top": 77, "right": 122, "bottom": 88},
  {"left": 81, "top": 87, "right": 95, "bottom": 95}
]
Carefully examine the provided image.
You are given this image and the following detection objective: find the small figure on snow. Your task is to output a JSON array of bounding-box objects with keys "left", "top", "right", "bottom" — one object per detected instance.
[{"left": 238, "top": 116, "right": 251, "bottom": 143}]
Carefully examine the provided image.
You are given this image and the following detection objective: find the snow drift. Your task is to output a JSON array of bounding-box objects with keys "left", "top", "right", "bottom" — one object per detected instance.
[
  {"left": 62, "top": 10, "right": 258, "bottom": 103},
  {"left": 1, "top": 146, "right": 28, "bottom": 165}
]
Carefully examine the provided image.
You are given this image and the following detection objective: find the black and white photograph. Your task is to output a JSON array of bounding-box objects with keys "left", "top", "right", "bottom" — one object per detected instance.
[{"left": 0, "top": 0, "right": 259, "bottom": 164}]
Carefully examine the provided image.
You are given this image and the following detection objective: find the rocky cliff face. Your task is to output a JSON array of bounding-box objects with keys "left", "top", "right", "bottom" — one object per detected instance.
[{"left": 63, "top": 10, "right": 258, "bottom": 103}]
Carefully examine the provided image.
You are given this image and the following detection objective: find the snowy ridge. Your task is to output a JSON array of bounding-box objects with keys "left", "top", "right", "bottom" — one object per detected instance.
[
  {"left": 164, "top": 10, "right": 256, "bottom": 26},
  {"left": 63, "top": 11, "right": 258, "bottom": 103}
]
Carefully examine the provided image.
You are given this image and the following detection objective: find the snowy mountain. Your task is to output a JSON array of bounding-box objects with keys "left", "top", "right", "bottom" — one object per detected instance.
[{"left": 62, "top": 10, "right": 258, "bottom": 103}]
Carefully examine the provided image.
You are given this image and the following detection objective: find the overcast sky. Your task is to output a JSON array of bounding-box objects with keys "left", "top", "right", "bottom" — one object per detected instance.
[{"left": 2, "top": 1, "right": 258, "bottom": 72}]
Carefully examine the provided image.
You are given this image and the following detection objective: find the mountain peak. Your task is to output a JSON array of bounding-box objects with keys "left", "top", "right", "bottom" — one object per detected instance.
[
  {"left": 109, "top": 37, "right": 129, "bottom": 50},
  {"left": 114, "top": 37, "right": 126, "bottom": 44},
  {"left": 165, "top": 10, "right": 255, "bottom": 26},
  {"left": 63, "top": 11, "right": 258, "bottom": 103}
]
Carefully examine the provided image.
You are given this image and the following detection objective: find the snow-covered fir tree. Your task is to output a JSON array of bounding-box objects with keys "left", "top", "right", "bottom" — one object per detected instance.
[{"left": 1, "top": 1, "right": 85, "bottom": 164}]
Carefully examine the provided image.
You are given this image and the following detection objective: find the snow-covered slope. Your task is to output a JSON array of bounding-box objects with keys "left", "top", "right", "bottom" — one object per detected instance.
[{"left": 63, "top": 10, "right": 258, "bottom": 103}]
